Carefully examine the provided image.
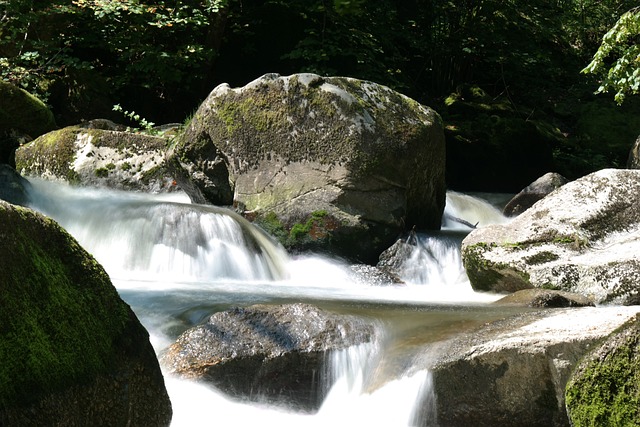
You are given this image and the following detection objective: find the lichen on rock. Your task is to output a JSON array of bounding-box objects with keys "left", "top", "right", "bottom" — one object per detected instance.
[
  {"left": 461, "top": 169, "right": 640, "bottom": 304},
  {"left": 172, "top": 73, "right": 446, "bottom": 262},
  {"left": 16, "top": 125, "right": 179, "bottom": 193}
]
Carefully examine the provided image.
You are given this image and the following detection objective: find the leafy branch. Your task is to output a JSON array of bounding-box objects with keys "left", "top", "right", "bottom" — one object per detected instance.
[{"left": 583, "top": 6, "right": 640, "bottom": 104}]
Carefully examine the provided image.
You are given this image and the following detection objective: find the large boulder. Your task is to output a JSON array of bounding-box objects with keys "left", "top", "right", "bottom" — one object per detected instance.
[
  {"left": 502, "top": 172, "right": 569, "bottom": 217},
  {"left": 171, "top": 73, "right": 446, "bottom": 262},
  {"left": 461, "top": 169, "right": 640, "bottom": 304},
  {"left": 565, "top": 315, "right": 640, "bottom": 426},
  {"left": 0, "top": 201, "right": 172, "bottom": 425},
  {"left": 16, "top": 125, "right": 179, "bottom": 193},
  {"left": 0, "top": 81, "right": 56, "bottom": 166},
  {"left": 426, "top": 306, "right": 640, "bottom": 426},
  {"left": 160, "top": 303, "right": 376, "bottom": 412}
]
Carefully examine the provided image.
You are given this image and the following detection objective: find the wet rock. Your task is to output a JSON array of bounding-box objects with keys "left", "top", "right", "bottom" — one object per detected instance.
[
  {"left": 349, "top": 264, "right": 404, "bottom": 286},
  {"left": 425, "top": 306, "right": 640, "bottom": 427},
  {"left": 16, "top": 125, "right": 180, "bottom": 193},
  {"left": 462, "top": 169, "right": 640, "bottom": 304},
  {"left": 0, "top": 201, "right": 171, "bottom": 426},
  {"left": 494, "top": 288, "right": 594, "bottom": 308},
  {"left": 566, "top": 314, "right": 640, "bottom": 426},
  {"left": 0, "top": 164, "right": 32, "bottom": 206},
  {"left": 377, "top": 238, "right": 416, "bottom": 277},
  {"left": 171, "top": 73, "right": 446, "bottom": 263},
  {"left": 502, "top": 172, "right": 569, "bottom": 217},
  {"left": 160, "top": 303, "right": 376, "bottom": 412}
]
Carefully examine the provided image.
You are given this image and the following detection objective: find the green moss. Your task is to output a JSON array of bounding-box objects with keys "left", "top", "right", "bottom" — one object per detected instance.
[
  {"left": 524, "top": 251, "right": 559, "bottom": 265},
  {"left": 94, "top": 167, "right": 109, "bottom": 177},
  {"left": 254, "top": 211, "right": 288, "bottom": 243},
  {"left": 15, "top": 127, "right": 82, "bottom": 183},
  {"left": 566, "top": 319, "right": 640, "bottom": 426},
  {"left": 0, "top": 203, "right": 131, "bottom": 407},
  {"left": 462, "top": 242, "right": 531, "bottom": 292}
]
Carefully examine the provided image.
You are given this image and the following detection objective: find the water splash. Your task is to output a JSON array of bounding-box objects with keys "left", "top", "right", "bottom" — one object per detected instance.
[
  {"left": 443, "top": 191, "right": 510, "bottom": 230},
  {"left": 25, "top": 178, "right": 289, "bottom": 282}
]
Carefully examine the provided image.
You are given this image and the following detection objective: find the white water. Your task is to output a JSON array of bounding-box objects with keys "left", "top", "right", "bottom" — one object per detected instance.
[{"left": 24, "top": 179, "right": 509, "bottom": 426}]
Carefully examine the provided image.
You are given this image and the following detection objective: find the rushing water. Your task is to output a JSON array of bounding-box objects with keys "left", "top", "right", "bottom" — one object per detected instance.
[{"left": 25, "top": 179, "right": 513, "bottom": 426}]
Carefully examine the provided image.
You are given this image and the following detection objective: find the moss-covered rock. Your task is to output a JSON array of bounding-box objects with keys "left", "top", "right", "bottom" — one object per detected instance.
[
  {"left": 0, "top": 201, "right": 171, "bottom": 425},
  {"left": 461, "top": 169, "right": 640, "bottom": 304},
  {"left": 172, "top": 73, "right": 446, "bottom": 262},
  {"left": 16, "top": 125, "right": 179, "bottom": 193},
  {"left": 0, "top": 81, "right": 56, "bottom": 138},
  {"left": 0, "top": 81, "right": 57, "bottom": 166},
  {"left": 566, "top": 315, "right": 640, "bottom": 426}
]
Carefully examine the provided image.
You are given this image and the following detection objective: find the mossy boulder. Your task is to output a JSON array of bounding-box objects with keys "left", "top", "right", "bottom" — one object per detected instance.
[
  {"left": 0, "top": 81, "right": 57, "bottom": 166},
  {"left": 566, "top": 315, "right": 640, "bottom": 426},
  {"left": 16, "top": 125, "right": 179, "bottom": 193},
  {"left": 0, "top": 200, "right": 171, "bottom": 425},
  {"left": 461, "top": 169, "right": 640, "bottom": 304},
  {"left": 172, "top": 73, "right": 446, "bottom": 262}
]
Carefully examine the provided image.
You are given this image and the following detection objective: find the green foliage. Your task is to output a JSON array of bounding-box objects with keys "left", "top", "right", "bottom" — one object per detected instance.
[
  {"left": 112, "top": 104, "right": 156, "bottom": 134},
  {"left": 583, "top": 7, "right": 640, "bottom": 104},
  {"left": 0, "top": 0, "right": 228, "bottom": 104}
]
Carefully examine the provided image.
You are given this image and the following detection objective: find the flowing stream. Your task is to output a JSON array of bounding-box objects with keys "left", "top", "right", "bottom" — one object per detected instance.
[{"left": 25, "top": 179, "right": 514, "bottom": 426}]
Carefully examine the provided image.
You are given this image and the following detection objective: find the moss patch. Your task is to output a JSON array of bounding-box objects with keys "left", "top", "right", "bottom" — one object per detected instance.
[
  {"left": 462, "top": 242, "right": 531, "bottom": 292},
  {"left": 566, "top": 317, "right": 640, "bottom": 426},
  {"left": 15, "top": 127, "right": 82, "bottom": 183},
  {"left": 0, "top": 202, "right": 131, "bottom": 408}
]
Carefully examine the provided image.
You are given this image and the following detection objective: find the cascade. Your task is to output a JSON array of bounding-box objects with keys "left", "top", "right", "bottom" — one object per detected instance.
[{"left": 22, "top": 179, "right": 509, "bottom": 426}]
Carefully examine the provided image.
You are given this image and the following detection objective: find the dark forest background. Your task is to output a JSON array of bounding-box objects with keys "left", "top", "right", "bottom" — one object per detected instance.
[{"left": 2, "top": 0, "right": 640, "bottom": 191}]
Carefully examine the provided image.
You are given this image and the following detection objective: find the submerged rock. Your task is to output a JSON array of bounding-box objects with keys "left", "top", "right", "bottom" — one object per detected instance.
[
  {"left": 16, "top": 125, "right": 179, "bottom": 193},
  {"left": 160, "top": 303, "right": 376, "bottom": 412},
  {"left": 565, "top": 315, "right": 640, "bottom": 426},
  {"left": 425, "top": 306, "right": 640, "bottom": 426},
  {"left": 502, "top": 172, "right": 569, "bottom": 217},
  {"left": 171, "top": 73, "right": 446, "bottom": 262},
  {"left": 461, "top": 169, "right": 640, "bottom": 304},
  {"left": 494, "top": 288, "right": 594, "bottom": 308},
  {"left": 0, "top": 201, "right": 172, "bottom": 425}
]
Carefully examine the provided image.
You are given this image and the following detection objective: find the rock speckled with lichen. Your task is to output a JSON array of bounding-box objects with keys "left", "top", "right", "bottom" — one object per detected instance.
[
  {"left": 16, "top": 125, "right": 180, "bottom": 193},
  {"left": 461, "top": 169, "right": 640, "bottom": 304},
  {"left": 172, "top": 73, "right": 446, "bottom": 262}
]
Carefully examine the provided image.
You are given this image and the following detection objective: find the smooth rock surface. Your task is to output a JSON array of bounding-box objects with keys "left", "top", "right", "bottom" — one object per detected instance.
[
  {"left": 160, "top": 303, "right": 376, "bottom": 412},
  {"left": 424, "top": 306, "right": 640, "bottom": 426}
]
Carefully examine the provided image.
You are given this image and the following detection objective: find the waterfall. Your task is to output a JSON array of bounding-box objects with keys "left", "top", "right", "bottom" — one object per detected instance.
[
  {"left": 18, "top": 179, "right": 514, "bottom": 426},
  {"left": 25, "top": 178, "right": 289, "bottom": 282}
]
